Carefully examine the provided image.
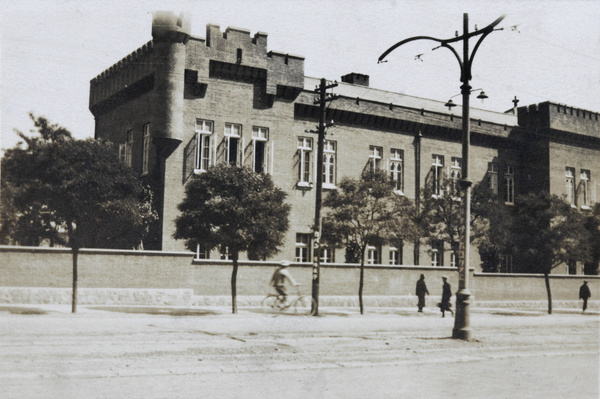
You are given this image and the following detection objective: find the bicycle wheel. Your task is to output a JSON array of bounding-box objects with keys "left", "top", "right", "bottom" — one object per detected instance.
[
  {"left": 261, "top": 295, "right": 279, "bottom": 310},
  {"left": 290, "top": 295, "right": 317, "bottom": 316}
]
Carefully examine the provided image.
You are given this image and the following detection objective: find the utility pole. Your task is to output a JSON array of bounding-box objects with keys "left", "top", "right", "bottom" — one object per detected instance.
[
  {"left": 379, "top": 13, "right": 505, "bottom": 340},
  {"left": 312, "top": 78, "right": 337, "bottom": 316}
]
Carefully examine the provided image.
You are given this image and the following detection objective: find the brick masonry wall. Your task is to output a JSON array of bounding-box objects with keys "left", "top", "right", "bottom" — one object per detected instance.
[{"left": 1, "top": 247, "right": 598, "bottom": 305}]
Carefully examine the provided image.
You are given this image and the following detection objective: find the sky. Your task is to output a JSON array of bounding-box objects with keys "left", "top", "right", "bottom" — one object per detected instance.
[{"left": 1, "top": 0, "right": 599, "bottom": 151}]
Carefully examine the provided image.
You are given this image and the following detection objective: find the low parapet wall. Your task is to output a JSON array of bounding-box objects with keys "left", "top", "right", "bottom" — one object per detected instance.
[{"left": 1, "top": 246, "right": 598, "bottom": 305}]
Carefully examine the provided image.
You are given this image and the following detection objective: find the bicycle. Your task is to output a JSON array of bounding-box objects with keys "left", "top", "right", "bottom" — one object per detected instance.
[{"left": 261, "top": 286, "right": 317, "bottom": 316}]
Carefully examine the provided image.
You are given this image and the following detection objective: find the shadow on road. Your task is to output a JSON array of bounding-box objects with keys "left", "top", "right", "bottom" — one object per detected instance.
[
  {"left": 0, "top": 306, "right": 48, "bottom": 315},
  {"left": 88, "top": 306, "right": 220, "bottom": 316}
]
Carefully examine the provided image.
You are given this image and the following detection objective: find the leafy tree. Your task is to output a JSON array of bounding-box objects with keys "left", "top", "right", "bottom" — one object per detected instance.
[
  {"left": 1, "top": 115, "right": 157, "bottom": 312},
  {"left": 322, "top": 170, "right": 419, "bottom": 314},
  {"left": 174, "top": 165, "right": 291, "bottom": 314},
  {"left": 583, "top": 203, "right": 600, "bottom": 275},
  {"left": 509, "top": 192, "right": 592, "bottom": 314},
  {"left": 419, "top": 177, "right": 504, "bottom": 268}
]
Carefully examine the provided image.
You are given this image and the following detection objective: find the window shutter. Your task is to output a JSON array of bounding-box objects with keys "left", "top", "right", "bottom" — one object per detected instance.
[
  {"left": 183, "top": 134, "right": 197, "bottom": 183},
  {"left": 269, "top": 141, "right": 274, "bottom": 175},
  {"left": 118, "top": 144, "right": 126, "bottom": 164},
  {"left": 240, "top": 136, "right": 245, "bottom": 166}
]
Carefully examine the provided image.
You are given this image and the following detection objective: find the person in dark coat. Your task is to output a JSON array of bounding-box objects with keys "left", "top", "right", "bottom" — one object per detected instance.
[
  {"left": 579, "top": 281, "right": 591, "bottom": 312},
  {"left": 439, "top": 276, "right": 454, "bottom": 317},
  {"left": 415, "top": 274, "right": 429, "bottom": 312}
]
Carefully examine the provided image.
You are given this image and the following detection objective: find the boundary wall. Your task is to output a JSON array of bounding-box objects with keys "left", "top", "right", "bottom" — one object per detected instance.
[{"left": 1, "top": 246, "right": 598, "bottom": 308}]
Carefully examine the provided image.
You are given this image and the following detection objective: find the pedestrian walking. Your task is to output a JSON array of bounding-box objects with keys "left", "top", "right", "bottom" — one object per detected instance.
[
  {"left": 438, "top": 275, "right": 454, "bottom": 318},
  {"left": 415, "top": 274, "right": 429, "bottom": 312},
  {"left": 579, "top": 281, "right": 591, "bottom": 312}
]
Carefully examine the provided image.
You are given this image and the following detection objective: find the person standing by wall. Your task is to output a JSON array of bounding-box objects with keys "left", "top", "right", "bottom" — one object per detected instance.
[
  {"left": 415, "top": 274, "right": 429, "bottom": 312},
  {"left": 579, "top": 281, "right": 591, "bottom": 312}
]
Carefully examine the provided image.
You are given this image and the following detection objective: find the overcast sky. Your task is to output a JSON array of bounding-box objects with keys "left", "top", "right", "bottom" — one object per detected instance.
[{"left": 1, "top": 0, "right": 599, "bottom": 150}]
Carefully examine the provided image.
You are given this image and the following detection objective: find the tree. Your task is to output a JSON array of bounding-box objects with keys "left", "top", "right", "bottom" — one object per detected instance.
[
  {"left": 1, "top": 115, "right": 157, "bottom": 312},
  {"left": 174, "top": 165, "right": 291, "bottom": 314},
  {"left": 509, "top": 192, "right": 592, "bottom": 314},
  {"left": 322, "top": 170, "right": 419, "bottom": 314},
  {"left": 583, "top": 203, "right": 600, "bottom": 275},
  {"left": 419, "top": 176, "right": 504, "bottom": 268}
]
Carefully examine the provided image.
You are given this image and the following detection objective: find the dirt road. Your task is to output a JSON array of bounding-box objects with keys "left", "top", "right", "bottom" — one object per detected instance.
[{"left": 0, "top": 305, "right": 598, "bottom": 398}]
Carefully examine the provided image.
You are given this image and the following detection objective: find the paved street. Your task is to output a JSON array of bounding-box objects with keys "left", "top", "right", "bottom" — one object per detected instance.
[{"left": 0, "top": 305, "right": 598, "bottom": 398}]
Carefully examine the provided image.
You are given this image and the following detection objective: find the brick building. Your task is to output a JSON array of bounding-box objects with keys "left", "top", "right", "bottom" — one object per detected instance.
[{"left": 89, "top": 12, "right": 599, "bottom": 272}]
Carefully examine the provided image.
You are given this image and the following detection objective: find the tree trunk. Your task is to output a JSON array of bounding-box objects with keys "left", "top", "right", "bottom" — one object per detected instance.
[
  {"left": 231, "top": 253, "right": 239, "bottom": 314},
  {"left": 544, "top": 272, "right": 552, "bottom": 315},
  {"left": 71, "top": 247, "right": 79, "bottom": 313},
  {"left": 359, "top": 251, "right": 365, "bottom": 315}
]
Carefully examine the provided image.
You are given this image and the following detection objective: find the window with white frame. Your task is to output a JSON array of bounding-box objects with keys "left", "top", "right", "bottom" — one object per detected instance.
[
  {"left": 488, "top": 162, "right": 499, "bottom": 194},
  {"left": 320, "top": 247, "right": 335, "bottom": 264},
  {"left": 580, "top": 169, "right": 591, "bottom": 208},
  {"left": 224, "top": 123, "right": 242, "bottom": 166},
  {"left": 566, "top": 167, "right": 575, "bottom": 205},
  {"left": 389, "top": 246, "right": 402, "bottom": 265},
  {"left": 432, "top": 154, "right": 444, "bottom": 196},
  {"left": 323, "top": 140, "right": 336, "bottom": 188},
  {"left": 298, "top": 137, "right": 313, "bottom": 186},
  {"left": 195, "top": 119, "right": 214, "bottom": 171},
  {"left": 390, "top": 149, "right": 404, "bottom": 193},
  {"left": 295, "top": 233, "right": 311, "bottom": 262},
  {"left": 142, "top": 124, "right": 150, "bottom": 175},
  {"left": 504, "top": 165, "right": 515, "bottom": 205},
  {"left": 195, "top": 243, "right": 209, "bottom": 260},
  {"left": 431, "top": 240, "right": 444, "bottom": 266},
  {"left": 369, "top": 146, "right": 383, "bottom": 172},
  {"left": 367, "top": 245, "right": 381, "bottom": 265},
  {"left": 450, "top": 242, "right": 460, "bottom": 267},
  {"left": 220, "top": 246, "right": 230, "bottom": 260},
  {"left": 252, "top": 126, "right": 268, "bottom": 173},
  {"left": 449, "top": 157, "right": 462, "bottom": 196}
]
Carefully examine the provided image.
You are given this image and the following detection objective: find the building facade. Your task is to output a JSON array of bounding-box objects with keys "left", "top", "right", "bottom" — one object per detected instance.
[{"left": 89, "top": 12, "right": 599, "bottom": 272}]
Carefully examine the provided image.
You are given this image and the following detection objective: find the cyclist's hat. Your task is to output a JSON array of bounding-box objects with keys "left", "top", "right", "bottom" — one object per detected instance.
[{"left": 280, "top": 260, "right": 291, "bottom": 267}]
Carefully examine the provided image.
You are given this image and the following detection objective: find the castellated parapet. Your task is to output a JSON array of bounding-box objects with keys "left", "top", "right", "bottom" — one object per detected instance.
[
  {"left": 518, "top": 101, "right": 599, "bottom": 139},
  {"left": 89, "top": 11, "right": 305, "bottom": 119}
]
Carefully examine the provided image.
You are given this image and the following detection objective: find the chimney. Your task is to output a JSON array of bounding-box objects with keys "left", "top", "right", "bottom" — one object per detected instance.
[{"left": 341, "top": 73, "right": 369, "bottom": 87}]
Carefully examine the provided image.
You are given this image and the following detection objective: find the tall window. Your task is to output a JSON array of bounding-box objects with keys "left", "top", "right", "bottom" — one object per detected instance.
[
  {"left": 119, "top": 130, "right": 134, "bottom": 167},
  {"left": 369, "top": 146, "right": 382, "bottom": 172},
  {"left": 566, "top": 167, "right": 575, "bottom": 205},
  {"left": 504, "top": 165, "right": 515, "bottom": 205},
  {"left": 389, "top": 246, "right": 402, "bottom": 265},
  {"left": 252, "top": 126, "right": 268, "bottom": 173},
  {"left": 298, "top": 137, "right": 313, "bottom": 186},
  {"left": 195, "top": 243, "right": 209, "bottom": 260},
  {"left": 488, "top": 162, "right": 499, "bottom": 194},
  {"left": 295, "top": 233, "right": 311, "bottom": 262},
  {"left": 367, "top": 246, "right": 381, "bottom": 265},
  {"left": 224, "top": 123, "right": 242, "bottom": 166},
  {"left": 142, "top": 124, "right": 150, "bottom": 175},
  {"left": 432, "top": 154, "right": 444, "bottom": 196},
  {"left": 323, "top": 140, "right": 336, "bottom": 188},
  {"left": 449, "top": 157, "right": 462, "bottom": 196},
  {"left": 450, "top": 242, "right": 460, "bottom": 267},
  {"left": 195, "top": 119, "right": 213, "bottom": 171},
  {"left": 320, "top": 247, "right": 335, "bottom": 264},
  {"left": 390, "top": 149, "right": 404, "bottom": 193},
  {"left": 220, "top": 246, "right": 230, "bottom": 260},
  {"left": 580, "top": 169, "right": 591, "bottom": 208},
  {"left": 431, "top": 240, "right": 444, "bottom": 266}
]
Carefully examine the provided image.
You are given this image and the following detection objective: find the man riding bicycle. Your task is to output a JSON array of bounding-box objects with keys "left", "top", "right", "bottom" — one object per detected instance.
[{"left": 269, "top": 260, "right": 299, "bottom": 301}]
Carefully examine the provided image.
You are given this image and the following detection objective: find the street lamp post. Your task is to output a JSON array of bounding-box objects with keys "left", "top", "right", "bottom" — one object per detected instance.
[{"left": 379, "top": 13, "right": 505, "bottom": 340}]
